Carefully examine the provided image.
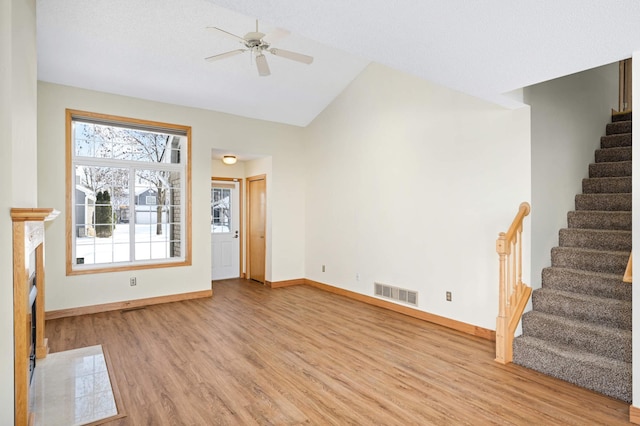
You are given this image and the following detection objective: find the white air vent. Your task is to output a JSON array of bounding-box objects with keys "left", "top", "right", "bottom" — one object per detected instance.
[{"left": 374, "top": 282, "right": 418, "bottom": 306}]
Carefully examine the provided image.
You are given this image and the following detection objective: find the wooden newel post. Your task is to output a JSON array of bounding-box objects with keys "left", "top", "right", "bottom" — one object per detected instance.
[{"left": 496, "top": 232, "right": 509, "bottom": 364}]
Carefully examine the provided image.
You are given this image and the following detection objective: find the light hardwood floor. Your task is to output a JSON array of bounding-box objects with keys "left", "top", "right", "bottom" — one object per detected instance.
[{"left": 45, "top": 279, "right": 630, "bottom": 425}]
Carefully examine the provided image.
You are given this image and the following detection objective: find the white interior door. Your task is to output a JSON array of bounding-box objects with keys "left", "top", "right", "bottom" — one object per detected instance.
[{"left": 211, "top": 180, "right": 240, "bottom": 280}]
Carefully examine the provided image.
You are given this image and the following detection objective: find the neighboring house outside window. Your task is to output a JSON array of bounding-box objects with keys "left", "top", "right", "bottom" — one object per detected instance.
[{"left": 66, "top": 109, "right": 191, "bottom": 274}]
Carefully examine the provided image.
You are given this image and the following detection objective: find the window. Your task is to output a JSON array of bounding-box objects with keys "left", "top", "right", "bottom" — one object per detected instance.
[
  {"left": 66, "top": 110, "right": 191, "bottom": 274},
  {"left": 211, "top": 186, "right": 231, "bottom": 233}
]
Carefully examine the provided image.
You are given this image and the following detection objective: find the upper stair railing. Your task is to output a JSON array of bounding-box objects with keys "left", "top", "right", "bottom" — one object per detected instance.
[
  {"left": 495, "top": 202, "right": 531, "bottom": 364},
  {"left": 615, "top": 58, "right": 632, "bottom": 114}
]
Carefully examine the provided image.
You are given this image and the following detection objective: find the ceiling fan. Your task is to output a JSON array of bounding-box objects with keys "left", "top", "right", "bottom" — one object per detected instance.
[{"left": 205, "top": 20, "right": 314, "bottom": 77}]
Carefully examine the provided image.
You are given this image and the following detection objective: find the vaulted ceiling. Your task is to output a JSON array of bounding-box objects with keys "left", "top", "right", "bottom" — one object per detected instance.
[{"left": 37, "top": 0, "right": 640, "bottom": 127}]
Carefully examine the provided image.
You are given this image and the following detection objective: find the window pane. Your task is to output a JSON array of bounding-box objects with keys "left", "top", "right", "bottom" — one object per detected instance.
[
  {"left": 76, "top": 223, "right": 131, "bottom": 265},
  {"left": 211, "top": 187, "right": 231, "bottom": 233},
  {"left": 74, "top": 121, "right": 179, "bottom": 163},
  {"left": 74, "top": 165, "right": 129, "bottom": 265},
  {"left": 134, "top": 169, "right": 172, "bottom": 261}
]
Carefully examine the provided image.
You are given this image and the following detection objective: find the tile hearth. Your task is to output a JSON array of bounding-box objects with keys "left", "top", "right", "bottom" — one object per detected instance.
[{"left": 32, "top": 345, "right": 118, "bottom": 426}]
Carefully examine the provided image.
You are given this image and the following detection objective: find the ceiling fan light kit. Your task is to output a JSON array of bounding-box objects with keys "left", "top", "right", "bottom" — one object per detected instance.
[{"left": 205, "top": 20, "right": 313, "bottom": 76}]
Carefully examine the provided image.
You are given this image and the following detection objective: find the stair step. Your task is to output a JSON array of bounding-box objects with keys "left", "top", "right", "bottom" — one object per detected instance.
[
  {"left": 595, "top": 146, "right": 631, "bottom": 162},
  {"left": 513, "top": 335, "right": 631, "bottom": 402},
  {"left": 589, "top": 161, "right": 631, "bottom": 178},
  {"left": 567, "top": 210, "right": 631, "bottom": 230},
  {"left": 551, "top": 246, "right": 629, "bottom": 275},
  {"left": 521, "top": 311, "right": 631, "bottom": 362},
  {"left": 611, "top": 112, "right": 632, "bottom": 122},
  {"left": 606, "top": 120, "right": 632, "bottom": 135},
  {"left": 574, "top": 193, "right": 631, "bottom": 211},
  {"left": 531, "top": 288, "right": 631, "bottom": 330},
  {"left": 542, "top": 267, "right": 631, "bottom": 301},
  {"left": 582, "top": 177, "right": 631, "bottom": 193},
  {"left": 558, "top": 228, "right": 631, "bottom": 251},
  {"left": 532, "top": 288, "right": 631, "bottom": 330},
  {"left": 600, "top": 133, "right": 632, "bottom": 148}
]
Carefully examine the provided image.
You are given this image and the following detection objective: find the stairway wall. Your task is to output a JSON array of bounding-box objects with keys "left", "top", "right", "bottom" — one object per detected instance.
[
  {"left": 524, "top": 63, "right": 618, "bottom": 290},
  {"left": 632, "top": 49, "right": 640, "bottom": 410}
]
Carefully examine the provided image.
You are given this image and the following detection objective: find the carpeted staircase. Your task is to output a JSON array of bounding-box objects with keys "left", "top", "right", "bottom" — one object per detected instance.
[{"left": 513, "top": 111, "right": 632, "bottom": 402}]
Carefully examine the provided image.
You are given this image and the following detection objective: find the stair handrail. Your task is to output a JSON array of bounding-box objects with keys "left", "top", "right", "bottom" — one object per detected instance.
[
  {"left": 495, "top": 202, "right": 531, "bottom": 364},
  {"left": 623, "top": 251, "right": 632, "bottom": 283}
]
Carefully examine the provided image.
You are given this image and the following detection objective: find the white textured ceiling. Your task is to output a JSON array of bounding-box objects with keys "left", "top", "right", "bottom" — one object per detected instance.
[{"left": 38, "top": 0, "right": 640, "bottom": 127}]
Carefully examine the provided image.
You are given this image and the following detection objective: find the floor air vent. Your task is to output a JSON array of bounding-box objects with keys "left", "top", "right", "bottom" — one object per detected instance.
[{"left": 374, "top": 282, "right": 418, "bottom": 306}]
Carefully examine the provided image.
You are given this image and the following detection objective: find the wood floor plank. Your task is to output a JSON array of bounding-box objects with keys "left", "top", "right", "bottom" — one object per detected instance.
[{"left": 44, "top": 279, "right": 630, "bottom": 425}]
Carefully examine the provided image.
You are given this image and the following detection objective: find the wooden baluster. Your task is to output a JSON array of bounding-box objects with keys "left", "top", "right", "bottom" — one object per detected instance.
[
  {"left": 510, "top": 240, "right": 516, "bottom": 306},
  {"left": 516, "top": 226, "right": 522, "bottom": 295}
]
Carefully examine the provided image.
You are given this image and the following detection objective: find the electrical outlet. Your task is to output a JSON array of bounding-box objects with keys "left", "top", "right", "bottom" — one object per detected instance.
[
  {"left": 130, "top": 277, "right": 137, "bottom": 286},
  {"left": 322, "top": 265, "right": 325, "bottom": 272},
  {"left": 356, "top": 272, "right": 360, "bottom": 281},
  {"left": 446, "top": 291, "right": 452, "bottom": 301}
]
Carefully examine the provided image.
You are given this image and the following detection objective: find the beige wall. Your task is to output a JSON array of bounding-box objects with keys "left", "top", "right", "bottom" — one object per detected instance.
[
  {"left": 37, "top": 82, "right": 306, "bottom": 311},
  {"left": 304, "top": 63, "right": 531, "bottom": 330},
  {"left": 1, "top": 0, "right": 38, "bottom": 423}
]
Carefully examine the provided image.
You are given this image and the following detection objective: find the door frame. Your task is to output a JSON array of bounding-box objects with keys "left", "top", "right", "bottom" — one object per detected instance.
[
  {"left": 246, "top": 174, "right": 266, "bottom": 283},
  {"left": 211, "top": 177, "right": 243, "bottom": 279}
]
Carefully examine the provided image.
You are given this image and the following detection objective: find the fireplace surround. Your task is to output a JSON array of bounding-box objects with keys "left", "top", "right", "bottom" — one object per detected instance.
[{"left": 11, "top": 208, "right": 58, "bottom": 426}]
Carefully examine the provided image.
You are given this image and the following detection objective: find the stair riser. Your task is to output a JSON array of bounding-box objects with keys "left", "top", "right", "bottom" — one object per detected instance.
[
  {"left": 521, "top": 313, "right": 631, "bottom": 362},
  {"left": 574, "top": 194, "right": 631, "bottom": 211},
  {"left": 582, "top": 177, "right": 631, "bottom": 194},
  {"left": 551, "top": 247, "right": 628, "bottom": 275},
  {"left": 606, "top": 121, "right": 632, "bottom": 135},
  {"left": 513, "top": 338, "right": 631, "bottom": 402},
  {"left": 589, "top": 161, "right": 632, "bottom": 178},
  {"left": 532, "top": 289, "right": 631, "bottom": 330},
  {"left": 595, "top": 147, "right": 631, "bottom": 162},
  {"left": 600, "top": 134, "right": 631, "bottom": 148},
  {"left": 567, "top": 211, "right": 631, "bottom": 231},
  {"left": 558, "top": 229, "right": 631, "bottom": 251},
  {"left": 541, "top": 267, "right": 631, "bottom": 301},
  {"left": 612, "top": 112, "right": 632, "bottom": 122}
]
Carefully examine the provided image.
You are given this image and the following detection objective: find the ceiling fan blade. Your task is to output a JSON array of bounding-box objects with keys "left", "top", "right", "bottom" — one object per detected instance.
[
  {"left": 205, "top": 49, "right": 246, "bottom": 62},
  {"left": 263, "top": 28, "right": 290, "bottom": 45},
  {"left": 206, "top": 27, "right": 245, "bottom": 43},
  {"left": 268, "top": 48, "right": 314, "bottom": 65},
  {"left": 255, "top": 54, "right": 270, "bottom": 76}
]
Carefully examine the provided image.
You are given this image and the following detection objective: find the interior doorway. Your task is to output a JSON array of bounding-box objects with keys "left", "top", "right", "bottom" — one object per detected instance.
[
  {"left": 211, "top": 178, "right": 242, "bottom": 280},
  {"left": 247, "top": 174, "right": 266, "bottom": 283}
]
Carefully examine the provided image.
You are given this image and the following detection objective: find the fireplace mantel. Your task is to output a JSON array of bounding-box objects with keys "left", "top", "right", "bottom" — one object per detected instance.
[{"left": 11, "top": 208, "right": 58, "bottom": 426}]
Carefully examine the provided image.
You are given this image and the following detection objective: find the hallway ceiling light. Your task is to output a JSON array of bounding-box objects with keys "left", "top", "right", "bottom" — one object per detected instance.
[{"left": 222, "top": 155, "right": 237, "bottom": 165}]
